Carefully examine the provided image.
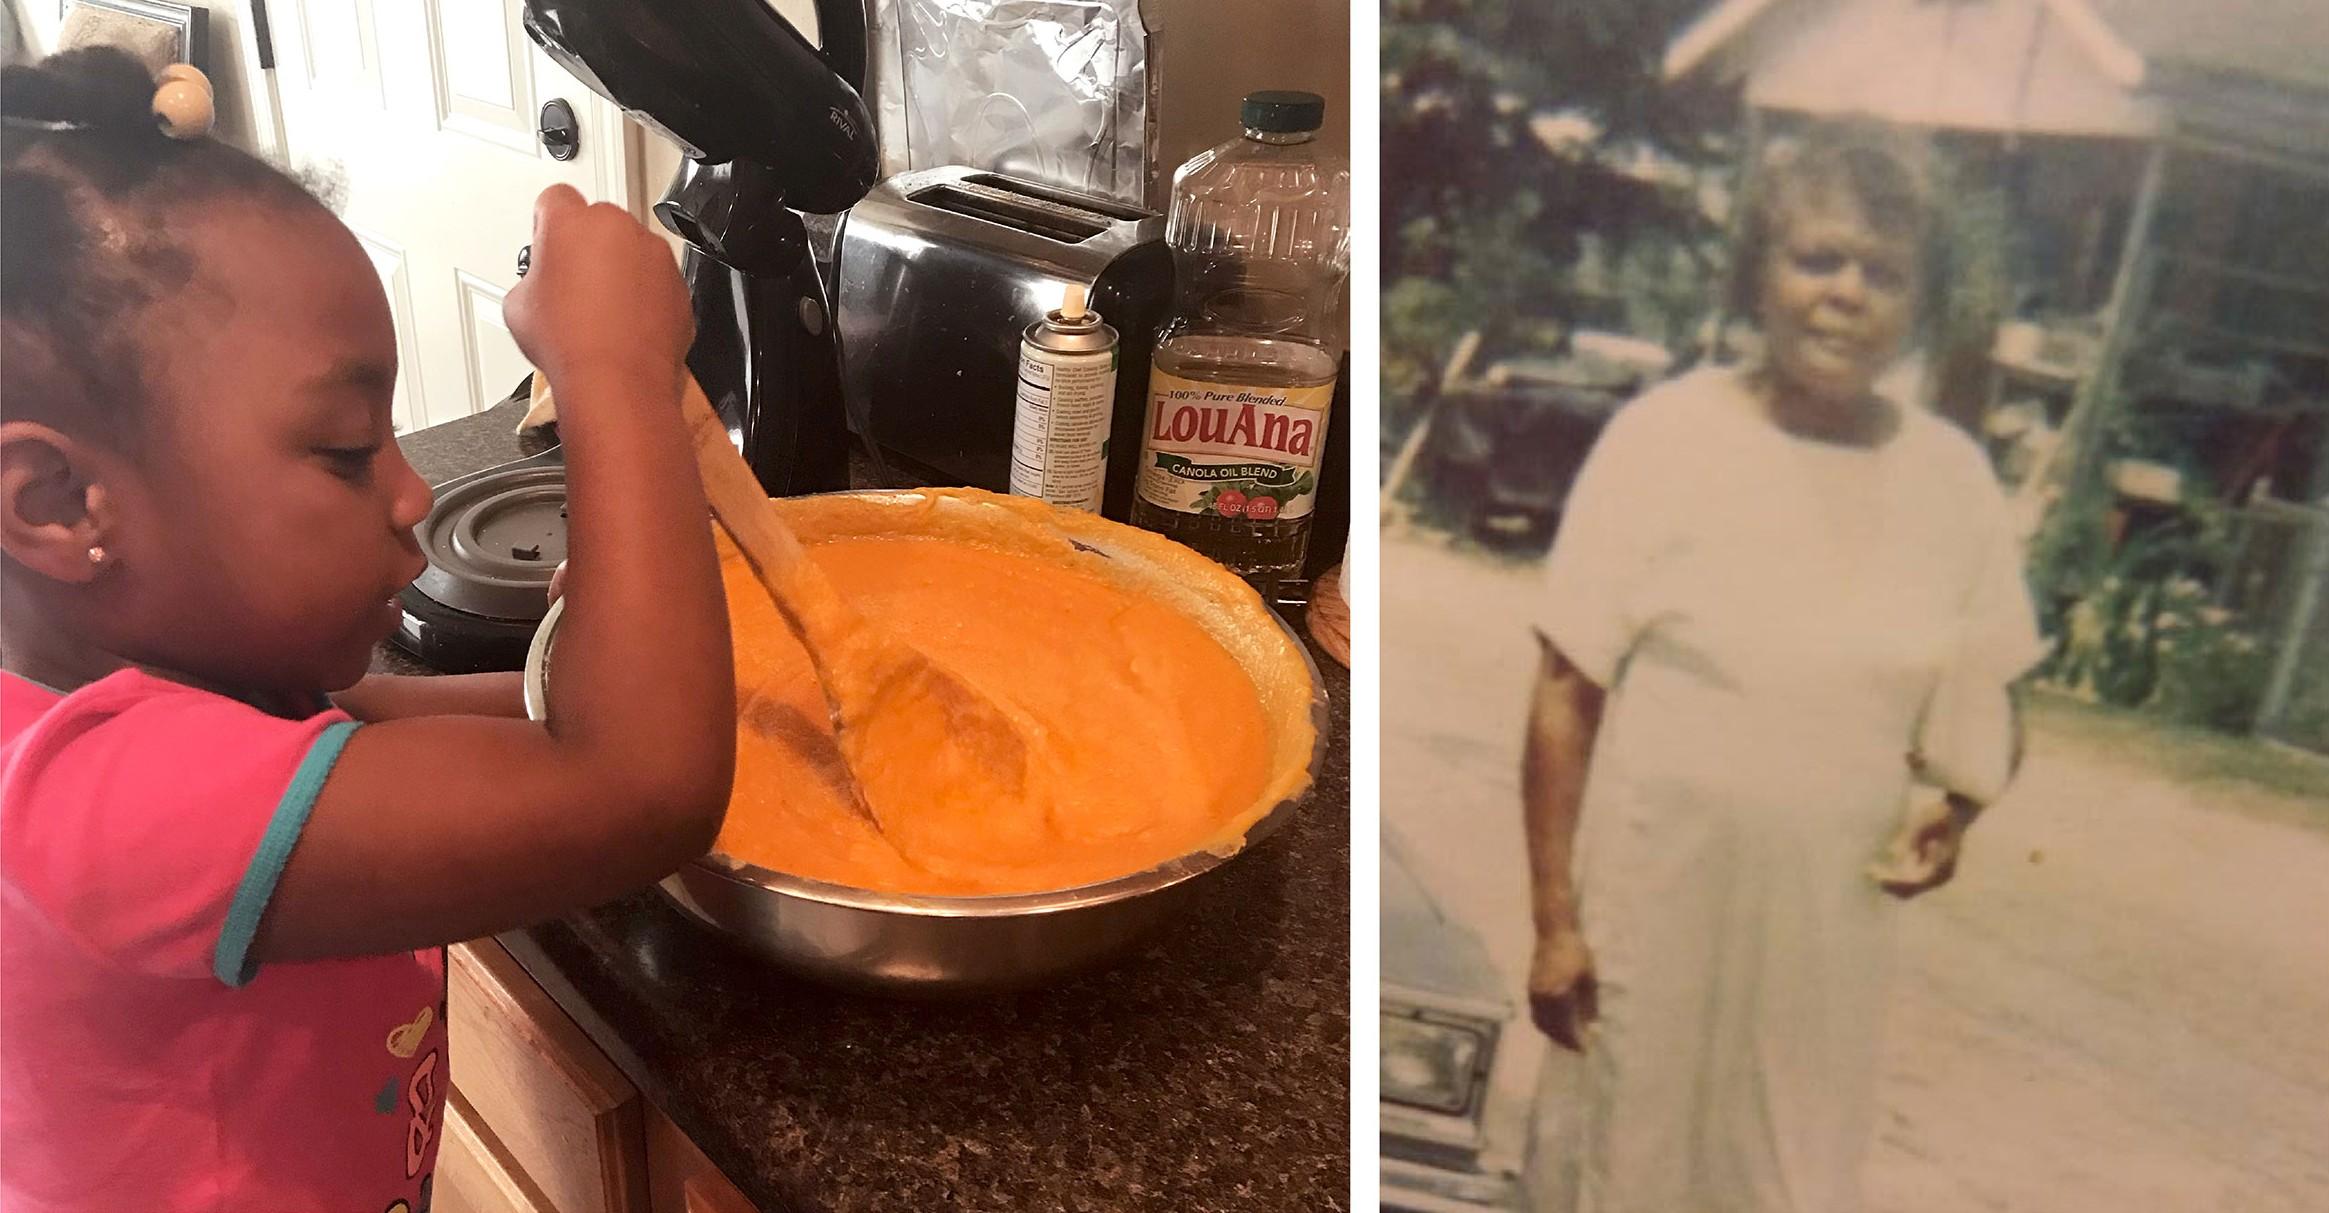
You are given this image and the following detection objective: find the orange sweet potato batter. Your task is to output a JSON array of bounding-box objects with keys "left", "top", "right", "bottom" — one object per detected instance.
[{"left": 712, "top": 530, "right": 1278, "bottom": 895}]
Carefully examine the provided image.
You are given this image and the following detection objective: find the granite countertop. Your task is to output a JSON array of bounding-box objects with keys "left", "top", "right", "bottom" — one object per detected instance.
[{"left": 379, "top": 399, "right": 1351, "bottom": 1212}]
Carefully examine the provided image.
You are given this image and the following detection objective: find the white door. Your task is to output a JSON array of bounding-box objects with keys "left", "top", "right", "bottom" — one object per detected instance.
[{"left": 266, "top": 0, "right": 638, "bottom": 433}]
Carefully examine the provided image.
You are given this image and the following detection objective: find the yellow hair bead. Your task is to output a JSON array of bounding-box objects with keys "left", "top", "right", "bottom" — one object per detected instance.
[
  {"left": 152, "top": 78, "right": 215, "bottom": 140},
  {"left": 155, "top": 63, "right": 213, "bottom": 94}
]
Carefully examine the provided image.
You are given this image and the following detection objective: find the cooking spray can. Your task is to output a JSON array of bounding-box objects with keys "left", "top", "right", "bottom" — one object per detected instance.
[{"left": 1010, "top": 284, "right": 1119, "bottom": 512}]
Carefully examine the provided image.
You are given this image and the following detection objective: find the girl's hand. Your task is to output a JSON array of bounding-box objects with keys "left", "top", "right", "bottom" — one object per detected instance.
[
  {"left": 547, "top": 559, "right": 568, "bottom": 606},
  {"left": 1869, "top": 795, "right": 1976, "bottom": 898},
  {"left": 1528, "top": 923, "right": 1598, "bottom": 1052},
  {"left": 502, "top": 185, "right": 692, "bottom": 404}
]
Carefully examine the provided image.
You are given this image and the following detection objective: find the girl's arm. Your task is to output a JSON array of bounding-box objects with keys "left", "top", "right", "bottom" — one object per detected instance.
[
  {"left": 1523, "top": 635, "right": 1606, "bottom": 1051},
  {"left": 330, "top": 672, "right": 526, "bottom": 721},
  {"left": 333, "top": 563, "right": 565, "bottom": 721},
  {"left": 251, "top": 189, "right": 736, "bottom": 964}
]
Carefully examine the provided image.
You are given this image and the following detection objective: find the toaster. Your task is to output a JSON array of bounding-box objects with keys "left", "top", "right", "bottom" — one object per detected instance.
[{"left": 833, "top": 167, "right": 1173, "bottom": 518}]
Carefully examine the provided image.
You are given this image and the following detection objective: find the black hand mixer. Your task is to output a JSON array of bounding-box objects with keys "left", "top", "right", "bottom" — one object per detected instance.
[{"left": 521, "top": 0, "right": 881, "bottom": 495}]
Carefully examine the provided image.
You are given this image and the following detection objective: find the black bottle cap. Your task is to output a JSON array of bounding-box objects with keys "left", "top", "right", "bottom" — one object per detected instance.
[{"left": 1242, "top": 91, "right": 1326, "bottom": 134}]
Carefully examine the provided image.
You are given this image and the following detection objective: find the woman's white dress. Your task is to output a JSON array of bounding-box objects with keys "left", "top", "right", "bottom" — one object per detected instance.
[{"left": 1534, "top": 367, "right": 2045, "bottom": 1213}]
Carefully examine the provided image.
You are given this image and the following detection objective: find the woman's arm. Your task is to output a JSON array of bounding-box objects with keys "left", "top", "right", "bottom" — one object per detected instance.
[
  {"left": 1523, "top": 634, "right": 1607, "bottom": 1050},
  {"left": 1879, "top": 685, "right": 2028, "bottom": 898}
]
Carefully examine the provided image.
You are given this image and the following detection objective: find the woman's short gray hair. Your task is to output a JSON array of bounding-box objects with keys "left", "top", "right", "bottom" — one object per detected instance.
[{"left": 1728, "top": 119, "right": 1939, "bottom": 320}]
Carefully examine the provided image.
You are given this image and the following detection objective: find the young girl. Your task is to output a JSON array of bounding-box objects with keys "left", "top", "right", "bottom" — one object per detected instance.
[{"left": 1, "top": 47, "right": 736, "bottom": 1209}]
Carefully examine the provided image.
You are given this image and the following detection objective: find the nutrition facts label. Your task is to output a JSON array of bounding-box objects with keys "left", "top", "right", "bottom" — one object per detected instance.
[{"left": 1010, "top": 346, "right": 1117, "bottom": 511}]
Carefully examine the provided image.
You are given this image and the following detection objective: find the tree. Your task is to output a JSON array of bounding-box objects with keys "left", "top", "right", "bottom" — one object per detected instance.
[{"left": 1380, "top": 0, "right": 1727, "bottom": 413}]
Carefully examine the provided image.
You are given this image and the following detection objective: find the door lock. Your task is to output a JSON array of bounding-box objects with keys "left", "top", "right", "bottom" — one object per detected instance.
[{"left": 538, "top": 98, "right": 580, "bottom": 161}]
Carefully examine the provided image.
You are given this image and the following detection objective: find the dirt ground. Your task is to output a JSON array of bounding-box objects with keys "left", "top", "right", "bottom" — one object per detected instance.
[{"left": 1379, "top": 531, "right": 2329, "bottom": 1213}]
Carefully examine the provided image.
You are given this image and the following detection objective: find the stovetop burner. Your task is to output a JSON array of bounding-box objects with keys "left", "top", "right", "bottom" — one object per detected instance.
[{"left": 392, "top": 448, "right": 567, "bottom": 672}]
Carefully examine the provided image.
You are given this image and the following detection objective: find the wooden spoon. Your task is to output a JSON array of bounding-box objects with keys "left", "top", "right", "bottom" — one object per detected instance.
[
  {"left": 529, "top": 374, "right": 1029, "bottom": 833},
  {"left": 670, "top": 376, "right": 1030, "bottom": 835}
]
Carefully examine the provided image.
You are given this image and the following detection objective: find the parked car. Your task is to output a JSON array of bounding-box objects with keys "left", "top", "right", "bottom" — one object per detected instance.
[
  {"left": 1382, "top": 827, "right": 1534, "bottom": 1211},
  {"left": 1422, "top": 330, "right": 1674, "bottom": 552}
]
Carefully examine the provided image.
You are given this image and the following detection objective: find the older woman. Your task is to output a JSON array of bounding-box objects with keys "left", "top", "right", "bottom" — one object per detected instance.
[{"left": 1522, "top": 126, "right": 2045, "bottom": 1212}]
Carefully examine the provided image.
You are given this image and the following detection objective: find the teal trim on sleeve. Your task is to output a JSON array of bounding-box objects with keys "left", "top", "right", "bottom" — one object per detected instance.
[{"left": 212, "top": 719, "right": 362, "bottom": 988}]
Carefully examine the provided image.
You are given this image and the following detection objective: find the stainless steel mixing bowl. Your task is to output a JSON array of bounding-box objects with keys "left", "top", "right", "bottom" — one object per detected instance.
[{"left": 522, "top": 495, "right": 1326, "bottom": 996}]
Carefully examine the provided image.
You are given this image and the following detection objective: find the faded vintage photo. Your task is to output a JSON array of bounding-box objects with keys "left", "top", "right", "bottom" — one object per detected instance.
[
  {"left": 2, "top": 1, "right": 1349, "bottom": 1209},
  {"left": 1379, "top": 1, "right": 2329, "bottom": 1211}
]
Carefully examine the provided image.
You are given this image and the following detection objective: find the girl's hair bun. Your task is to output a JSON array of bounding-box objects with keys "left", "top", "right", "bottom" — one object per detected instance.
[
  {"left": 4, "top": 45, "right": 322, "bottom": 449},
  {"left": 0, "top": 45, "right": 166, "bottom": 137}
]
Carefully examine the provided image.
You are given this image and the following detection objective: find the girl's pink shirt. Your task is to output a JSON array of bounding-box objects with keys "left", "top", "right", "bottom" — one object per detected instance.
[{"left": 1, "top": 669, "right": 445, "bottom": 1212}]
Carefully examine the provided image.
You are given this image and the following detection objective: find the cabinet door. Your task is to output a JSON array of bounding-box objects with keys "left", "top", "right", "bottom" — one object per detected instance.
[
  {"left": 436, "top": 1095, "right": 554, "bottom": 1213},
  {"left": 645, "top": 1107, "right": 761, "bottom": 1213},
  {"left": 449, "top": 940, "right": 649, "bottom": 1213}
]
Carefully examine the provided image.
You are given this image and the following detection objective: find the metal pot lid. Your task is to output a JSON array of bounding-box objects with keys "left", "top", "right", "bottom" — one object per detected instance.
[{"left": 411, "top": 464, "right": 567, "bottom": 620}]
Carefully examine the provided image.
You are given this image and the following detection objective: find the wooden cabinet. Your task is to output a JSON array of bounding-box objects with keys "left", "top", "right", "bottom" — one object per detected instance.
[
  {"left": 447, "top": 941, "right": 651, "bottom": 1213},
  {"left": 436, "top": 1095, "right": 554, "bottom": 1213},
  {"left": 447, "top": 940, "right": 764, "bottom": 1213},
  {"left": 645, "top": 1108, "right": 759, "bottom": 1213}
]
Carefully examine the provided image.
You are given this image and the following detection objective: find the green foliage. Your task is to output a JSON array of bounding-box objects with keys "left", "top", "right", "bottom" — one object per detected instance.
[
  {"left": 2151, "top": 596, "right": 2274, "bottom": 733},
  {"left": 2037, "top": 504, "right": 2269, "bottom": 734},
  {"left": 1382, "top": 0, "right": 1722, "bottom": 334},
  {"left": 2022, "top": 305, "right": 2244, "bottom": 619},
  {"left": 2028, "top": 463, "right": 2117, "bottom": 614},
  {"left": 1382, "top": 275, "right": 1463, "bottom": 435}
]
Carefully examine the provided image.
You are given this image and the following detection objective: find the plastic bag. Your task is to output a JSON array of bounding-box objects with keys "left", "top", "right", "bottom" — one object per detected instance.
[{"left": 867, "top": 0, "right": 1158, "bottom": 207}]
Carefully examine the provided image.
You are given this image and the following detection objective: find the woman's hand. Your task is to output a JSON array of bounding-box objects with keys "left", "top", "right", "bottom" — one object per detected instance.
[
  {"left": 1528, "top": 923, "right": 1599, "bottom": 1052},
  {"left": 1869, "top": 794, "right": 1977, "bottom": 898},
  {"left": 547, "top": 559, "right": 568, "bottom": 606},
  {"left": 1522, "top": 639, "right": 1606, "bottom": 1052}
]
